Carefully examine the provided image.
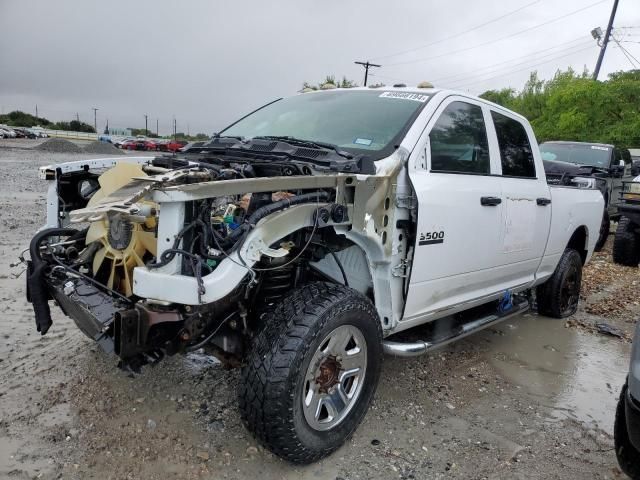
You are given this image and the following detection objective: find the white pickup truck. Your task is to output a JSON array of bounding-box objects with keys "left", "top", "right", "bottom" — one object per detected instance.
[{"left": 25, "top": 87, "right": 603, "bottom": 463}]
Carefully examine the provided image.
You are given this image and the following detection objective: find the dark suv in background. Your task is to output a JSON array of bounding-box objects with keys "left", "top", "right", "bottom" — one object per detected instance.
[{"left": 541, "top": 141, "right": 632, "bottom": 251}]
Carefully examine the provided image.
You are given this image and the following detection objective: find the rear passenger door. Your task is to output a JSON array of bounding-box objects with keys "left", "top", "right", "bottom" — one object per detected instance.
[{"left": 488, "top": 109, "right": 551, "bottom": 286}]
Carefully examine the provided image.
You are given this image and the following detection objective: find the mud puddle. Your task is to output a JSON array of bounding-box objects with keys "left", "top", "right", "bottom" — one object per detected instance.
[{"left": 480, "top": 313, "right": 630, "bottom": 433}]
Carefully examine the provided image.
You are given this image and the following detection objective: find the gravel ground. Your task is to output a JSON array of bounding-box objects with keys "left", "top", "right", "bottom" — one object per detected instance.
[
  {"left": 0, "top": 140, "right": 634, "bottom": 479},
  {"left": 35, "top": 138, "right": 83, "bottom": 153}
]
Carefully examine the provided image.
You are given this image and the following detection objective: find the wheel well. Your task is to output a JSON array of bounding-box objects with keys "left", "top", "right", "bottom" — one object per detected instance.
[{"left": 567, "top": 226, "right": 588, "bottom": 264}]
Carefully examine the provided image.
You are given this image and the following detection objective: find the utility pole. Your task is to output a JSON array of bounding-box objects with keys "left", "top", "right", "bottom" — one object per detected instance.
[
  {"left": 35, "top": 104, "right": 38, "bottom": 119},
  {"left": 156, "top": 118, "right": 159, "bottom": 136},
  {"left": 173, "top": 117, "right": 177, "bottom": 140},
  {"left": 76, "top": 113, "right": 80, "bottom": 123},
  {"left": 92, "top": 107, "right": 98, "bottom": 133},
  {"left": 354, "top": 61, "right": 381, "bottom": 86},
  {"left": 593, "top": 0, "right": 619, "bottom": 80},
  {"left": 144, "top": 114, "right": 148, "bottom": 136}
]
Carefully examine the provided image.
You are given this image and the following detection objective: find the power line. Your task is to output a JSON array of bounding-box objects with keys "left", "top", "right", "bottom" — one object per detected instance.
[
  {"left": 370, "top": 0, "right": 541, "bottom": 62},
  {"left": 430, "top": 38, "right": 592, "bottom": 84},
  {"left": 613, "top": 43, "right": 640, "bottom": 68},
  {"left": 388, "top": 39, "right": 591, "bottom": 88},
  {"left": 448, "top": 44, "right": 595, "bottom": 90},
  {"left": 616, "top": 43, "right": 640, "bottom": 67},
  {"left": 385, "top": 0, "right": 608, "bottom": 67}
]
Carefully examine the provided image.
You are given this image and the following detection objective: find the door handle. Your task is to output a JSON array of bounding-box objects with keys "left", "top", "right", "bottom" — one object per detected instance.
[
  {"left": 480, "top": 196, "right": 502, "bottom": 206},
  {"left": 537, "top": 198, "right": 551, "bottom": 206}
]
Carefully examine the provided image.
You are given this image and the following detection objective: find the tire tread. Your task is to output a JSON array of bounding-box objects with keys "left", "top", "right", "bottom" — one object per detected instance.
[{"left": 238, "top": 282, "right": 382, "bottom": 464}]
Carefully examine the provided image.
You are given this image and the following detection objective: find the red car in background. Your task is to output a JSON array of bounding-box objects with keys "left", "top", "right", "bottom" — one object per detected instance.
[
  {"left": 144, "top": 139, "right": 160, "bottom": 151},
  {"left": 120, "top": 139, "right": 137, "bottom": 150},
  {"left": 165, "top": 140, "right": 188, "bottom": 152}
]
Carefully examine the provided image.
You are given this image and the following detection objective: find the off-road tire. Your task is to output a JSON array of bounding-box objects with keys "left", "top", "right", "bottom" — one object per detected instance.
[
  {"left": 594, "top": 209, "right": 610, "bottom": 252},
  {"left": 615, "top": 382, "right": 640, "bottom": 479},
  {"left": 536, "top": 248, "right": 582, "bottom": 318},
  {"left": 238, "top": 282, "right": 382, "bottom": 464},
  {"left": 613, "top": 216, "right": 640, "bottom": 267}
]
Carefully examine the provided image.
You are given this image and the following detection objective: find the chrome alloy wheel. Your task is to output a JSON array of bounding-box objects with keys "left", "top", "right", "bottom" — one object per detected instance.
[{"left": 302, "top": 324, "right": 368, "bottom": 431}]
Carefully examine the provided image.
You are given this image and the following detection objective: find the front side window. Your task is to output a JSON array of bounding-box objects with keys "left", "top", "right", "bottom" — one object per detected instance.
[
  {"left": 492, "top": 111, "right": 536, "bottom": 178},
  {"left": 429, "top": 101, "right": 490, "bottom": 174}
]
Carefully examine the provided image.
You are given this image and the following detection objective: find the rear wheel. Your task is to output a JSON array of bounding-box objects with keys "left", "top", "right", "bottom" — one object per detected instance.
[
  {"left": 537, "top": 248, "right": 582, "bottom": 318},
  {"left": 594, "top": 209, "right": 610, "bottom": 252},
  {"left": 239, "top": 282, "right": 382, "bottom": 464},
  {"left": 613, "top": 216, "right": 640, "bottom": 267}
]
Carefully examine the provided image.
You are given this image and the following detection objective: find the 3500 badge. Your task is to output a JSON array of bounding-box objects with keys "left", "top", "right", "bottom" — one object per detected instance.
[{"left": 419, "top": 231, "right": 445, "bottom": 245}]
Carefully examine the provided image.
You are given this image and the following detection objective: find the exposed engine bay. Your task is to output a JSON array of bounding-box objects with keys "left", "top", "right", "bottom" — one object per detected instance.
[{"left": 26, "top": 142, "right": 410, "bottom": 369}]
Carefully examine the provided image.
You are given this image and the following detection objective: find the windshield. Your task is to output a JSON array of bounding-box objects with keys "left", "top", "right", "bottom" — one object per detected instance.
[
  {"left": 222, "top": 90, "right": 431, "bottom": 158},
  {"left": 540, "top": 143, "right": 611, "bottom": 168}
]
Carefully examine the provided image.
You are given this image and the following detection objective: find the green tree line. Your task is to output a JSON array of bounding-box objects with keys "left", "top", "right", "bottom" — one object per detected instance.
[
  {"left": 480, "top": 69, "right": 640, "bottom": 148},
  {"left": 0, "top": 110, "right": 96, "bottom": 133}
]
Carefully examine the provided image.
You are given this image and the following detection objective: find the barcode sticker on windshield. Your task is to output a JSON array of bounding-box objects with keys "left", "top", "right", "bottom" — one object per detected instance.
[{"left": 379, "top": 92, "right": 429, "bottom": 102}]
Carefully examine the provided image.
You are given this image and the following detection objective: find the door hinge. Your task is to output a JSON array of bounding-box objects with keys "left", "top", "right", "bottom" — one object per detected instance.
[
  {"left": 395, "top": 195, "right": 417, "bottom": 209},
  {"left": 392, "top": 259, "right": 410, "bottom": 277}
]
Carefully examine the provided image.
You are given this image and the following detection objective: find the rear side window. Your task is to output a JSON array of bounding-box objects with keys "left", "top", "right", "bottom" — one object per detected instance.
[
  {"left": 491, "top": 111, "right": 536, "bottom": 178},
  {"left": 429, "top": 101, "right": 490, "bottom": 175}
]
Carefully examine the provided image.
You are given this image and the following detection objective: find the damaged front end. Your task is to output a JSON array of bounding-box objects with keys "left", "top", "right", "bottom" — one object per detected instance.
[{"left": 24, "top": 138, "right": 398, "bottom": 369}]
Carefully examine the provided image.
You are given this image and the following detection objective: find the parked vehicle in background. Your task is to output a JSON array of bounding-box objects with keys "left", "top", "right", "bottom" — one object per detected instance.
[
  {"left": 144, "top": 139, "right": 160, "bottom": 151},
  {"left": 26, "top": 87, "right": 603, "bottom": 463},
  {"left": 13, "top": 127, "right": 37, "bottom": 139},
  {"left": 614, "top": 322, "right": 640, "bottom": 479},
  {"left": 28, "top": 127, "right": 48, "bottom": 138},
  {"left": 133, "top": 137, "right": 148, "bottom": 150},
  {"left": 165, "top": 139, "right": 187, "bottom": 152},
  {"left": 119, "top": 139, "right": 136, "bottom": 150},
  {"left": 114, "top": 137, "right": 135, "bottom": 148},
  {"left": 612, "top": 178, "right": 640, "bottom": 266},
  {"left": 98, "top": 134, "right": 112, "bottom": 143},
  {"left": 630, "top": 149, "right": 640, "bottom": 176},
  {"left": 541, "top": 141, "right": 632, "bottom": 251},
  {"left": 0, "top": 126, "right": 17, "bottom": 138}
]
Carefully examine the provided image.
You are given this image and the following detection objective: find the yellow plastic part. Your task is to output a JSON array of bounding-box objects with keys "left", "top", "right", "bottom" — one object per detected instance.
[{"left": 85, "top": 162, "right": 158, "bottom": 297}]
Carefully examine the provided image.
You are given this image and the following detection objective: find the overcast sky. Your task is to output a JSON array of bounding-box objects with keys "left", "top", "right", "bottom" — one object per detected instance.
[{"left": 1, "top": 0, "right": 639, "bottom": 135}]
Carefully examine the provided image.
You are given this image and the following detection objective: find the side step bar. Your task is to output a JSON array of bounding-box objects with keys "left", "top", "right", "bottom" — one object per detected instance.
[{"left": 383, "top": 299, "right": 530, "bottom": 357}]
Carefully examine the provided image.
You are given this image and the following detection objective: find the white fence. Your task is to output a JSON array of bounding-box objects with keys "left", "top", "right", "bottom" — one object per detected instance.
[{"left": 39, "top": 129, "right": 99, "bottom": 141}]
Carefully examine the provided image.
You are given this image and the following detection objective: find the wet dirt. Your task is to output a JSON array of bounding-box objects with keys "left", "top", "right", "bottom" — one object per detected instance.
[{"left": 0, "top": 141, "right": 633, "bottom": 479}]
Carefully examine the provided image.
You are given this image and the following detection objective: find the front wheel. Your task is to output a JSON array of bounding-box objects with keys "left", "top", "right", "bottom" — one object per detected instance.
[
  {"left": 594, "top": 209, "right": 610, "bottom": 252},
  {"left": 239, "top": 282, "right": 382, "bottom": 464},
  {"left": 536, "top": 248, "right": 583, "bottom": 318}
]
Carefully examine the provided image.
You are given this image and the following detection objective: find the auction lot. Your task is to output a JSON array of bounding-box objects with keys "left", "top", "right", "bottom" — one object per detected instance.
[{"left": 0, "top": 139, "right": 636, "bottom": 479}]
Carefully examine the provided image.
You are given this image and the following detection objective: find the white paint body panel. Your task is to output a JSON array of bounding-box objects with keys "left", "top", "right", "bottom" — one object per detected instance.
[
  {"left": 402, "top": 91, "right": 603, "bottom": 326},
  {"left": 36, "top": 88, "right": 604, "bottom": 336}
]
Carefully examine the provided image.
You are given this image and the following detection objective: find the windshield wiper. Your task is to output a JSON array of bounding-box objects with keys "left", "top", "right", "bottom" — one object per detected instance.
[
  {"left": 575, "top": 164, "right": 609, "bottom": 172},
  {"left": 211, "top": 134, "right": 246, "bottom": 141},
  {"left": 252, "top": 136, "right": 353, "bottom": 159}
]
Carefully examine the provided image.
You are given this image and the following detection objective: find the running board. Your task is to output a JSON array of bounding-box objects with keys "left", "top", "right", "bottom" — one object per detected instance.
[{"left": 383, "top": 299, "right": 530, "bottom": 357}]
